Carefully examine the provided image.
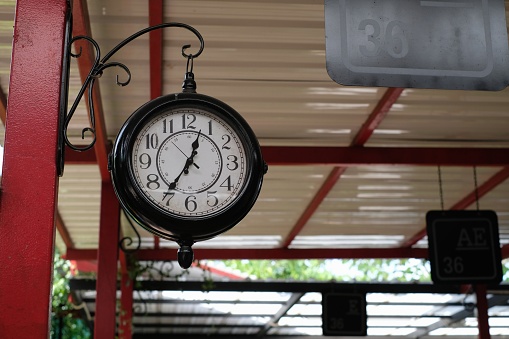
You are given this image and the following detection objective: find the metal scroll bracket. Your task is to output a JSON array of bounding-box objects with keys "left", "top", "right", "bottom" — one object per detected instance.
[{"left": 57, "top": 12, "right": 205, "bottom": 176}]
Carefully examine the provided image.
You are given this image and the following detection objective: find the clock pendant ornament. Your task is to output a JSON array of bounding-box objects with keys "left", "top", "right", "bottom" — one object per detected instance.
[{"left": 110, "top": 59, "right": 267, "bottom": 268}]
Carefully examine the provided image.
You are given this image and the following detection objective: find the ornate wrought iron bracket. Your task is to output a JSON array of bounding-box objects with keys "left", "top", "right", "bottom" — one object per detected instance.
[
  {"left": 119, "top": 210, "right": 142, "bottom": 254},
  {"left": 58, "top": 17, "right": 204, "bottom": 176}
]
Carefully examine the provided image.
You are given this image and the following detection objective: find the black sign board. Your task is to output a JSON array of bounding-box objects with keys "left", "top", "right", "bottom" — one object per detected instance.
[
  {"left": 322, "top": 292, "right": 367, "bottom": 336},
  {"left": 426, "top": 210, "right": 502, "bottom": 284},
  {"left": 324, "top": 0, "right": 509, "bottom": 90}
]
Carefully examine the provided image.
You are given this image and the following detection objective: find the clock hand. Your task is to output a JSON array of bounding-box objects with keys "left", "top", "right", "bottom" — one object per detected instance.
[
  {"left": 191, "top": 130, "right": 201, "bottom": 154},
  {"left": 182, "top": 130, "right": 201, "bottom": 174},
  {"left": 168, "top": 130, "right": 203, "bottom": 190},
  {"left": 168, "top": 156, "right": 194, "bottom": 190},
  {"left": 172, "top": 141, "right": 200, "bottom": 169}
]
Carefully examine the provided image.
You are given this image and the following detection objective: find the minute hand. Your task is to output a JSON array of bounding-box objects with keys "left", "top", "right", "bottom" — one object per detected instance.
[
  {"left": 191, "top": 130, "right": 201, "bottom": 153},
  {"left": 183, "top": 130, "right": 201, "bottom": 174},
  {"left": 168, "top": 159, "right": 191, "bottom": 190}
]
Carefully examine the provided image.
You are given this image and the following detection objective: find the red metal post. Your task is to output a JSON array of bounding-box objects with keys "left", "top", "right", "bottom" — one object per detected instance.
[
  {"left": 119, "top": 272, "right": 134, "bottom": 338},
  {"left": 94, "top": 182, "right": 121, "bottom": 339},
  {"left": 475, "top": 284, "right": 491, "bottom": 339},
  {"left": 0, "top": 0, "right": 68, "bottom": 337},
  {"left": 119, "top": 252, "right": 134, "bottom": 339}
]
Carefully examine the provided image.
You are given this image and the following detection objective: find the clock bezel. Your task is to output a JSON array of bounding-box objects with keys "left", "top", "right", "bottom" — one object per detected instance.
[{"left": 110, "top": 92, "right": 265, "bottom": 244}]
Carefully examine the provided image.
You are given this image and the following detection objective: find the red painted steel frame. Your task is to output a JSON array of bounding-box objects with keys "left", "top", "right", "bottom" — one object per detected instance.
[
  {"left": 57, "top": 211, "right": 75, "bottom": 249},
  {"left": 281, "top": 88, "right": 404, "bottom": 248},
  {"left": 352, "top": 88, "right": 405, "bottom": 146},
  {"left": 119, "top": 251, "right": 134, "bottom": 339},
  {"left": 281, "top": 167, "right": 346, "bottom": 248},
  {"left": 0, "top": 85, "right": 6, "bottom": 124},
  {"left": 149, "top": 0, "right": 164, "bottom": 100},
  {"left": 65, "top": 145, "right": 509, "bottom": 167},
  {"left": 119, "top": 271, "right": 134, "bottom": 338},
  {"left": 94, "top": 182, "right": 121, "bottom": 339},
  {"left": 0, "top": 0, "right": 67, "bottom": 337},
  {"left": 66, "top": 247, "right": 429, "bottom": 261},
  {"left": 402, "top": 166, "right": 509, "bottom": 248},
  {"left": 262, "top": 146, "right": 509, "bottom": 167},
  {"left": 149, "top": 0, "right": 164, "bottom": 258},
  {"left": 475, "top": 284, "right": 491, "bottom": 339}
]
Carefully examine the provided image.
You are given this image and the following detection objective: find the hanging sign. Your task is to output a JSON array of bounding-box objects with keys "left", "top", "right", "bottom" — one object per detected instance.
[
  {"left": 322, "top": 292, "right": 367, "bottom": 336},
  {"left": 426, "top": 210, "right": 502, "bottom": 284},
  {"left": 324, "top": 0, "right": 509, "bottom": 90}
]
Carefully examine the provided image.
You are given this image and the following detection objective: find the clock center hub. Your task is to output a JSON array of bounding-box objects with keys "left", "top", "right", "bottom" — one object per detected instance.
[{"left": 157, "top": 131, "right": 222, "bottom": 194}]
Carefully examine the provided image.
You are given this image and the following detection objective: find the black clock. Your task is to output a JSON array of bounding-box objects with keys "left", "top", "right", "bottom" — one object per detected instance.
[{"left": 110, "top": 83, "right": 266, "bottom": 267}]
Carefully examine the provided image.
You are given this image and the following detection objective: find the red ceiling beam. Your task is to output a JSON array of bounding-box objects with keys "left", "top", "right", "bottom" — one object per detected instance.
[
  {"left": 66, "top": 247, "right": 429, "bottom": 261},
  {"left": 281, "top": 167, "right": 346, "bottom": 248},
  {"left": 262, "top": 146, "right": 509, "bottom": 166},
  {"left": 149, "top": 0, "right": 164, "bottom": 252},
  {"left": 281, "top": 88, "right": 404, "bottom": 248},
  {"left": 64, "top": 145, "right": 509, "bottom": 167},
  {"left": 149, "top": 0, "right": 163, "bottom": 100},
  {"left": 72, "top": 0, "right": 111, "bottom": 182},
  {"left": 352, "top": 87, "right": 405, "bottom": 145},
  {"left": 401, "top": 166, "right": 509, "bottom": 248}
]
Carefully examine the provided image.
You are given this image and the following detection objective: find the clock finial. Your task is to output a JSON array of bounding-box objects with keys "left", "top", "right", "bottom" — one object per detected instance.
[{"left": 177, "top": 245, "right": 194, "bottom": 269}]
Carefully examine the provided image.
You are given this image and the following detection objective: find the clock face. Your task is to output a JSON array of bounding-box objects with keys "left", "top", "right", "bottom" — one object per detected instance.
[
  {"left": 111, "top": 92, "right": 265, "bottom": 244},
  {"left": 131, "top": 107, "right": 247, "bottom": 218}
]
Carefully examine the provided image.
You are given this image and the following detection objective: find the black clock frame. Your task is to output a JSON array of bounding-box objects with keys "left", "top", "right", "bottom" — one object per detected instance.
[
  {"left": 60, "top": 21, "right": 266, "bottom": 266},
  {"left": 110, "top": 92, "right": 266, "bottom": 246}
]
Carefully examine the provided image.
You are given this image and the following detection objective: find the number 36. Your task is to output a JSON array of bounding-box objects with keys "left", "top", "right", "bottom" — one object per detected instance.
[{"left": 358, "top": 19, "right": 409, "bottom": 59}]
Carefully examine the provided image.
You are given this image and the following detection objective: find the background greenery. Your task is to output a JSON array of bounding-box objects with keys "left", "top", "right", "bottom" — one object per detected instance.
[
  {"left": 51, "top": 253, "right": 91, "bottom": 339},
  {"left": 50, "top": 253, "right": 509, "bottom": 338}
]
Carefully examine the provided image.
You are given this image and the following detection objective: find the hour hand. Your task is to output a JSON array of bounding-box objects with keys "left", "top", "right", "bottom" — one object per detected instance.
[{"left": 172, "top": 141, "right": 200, "bottom": 169}]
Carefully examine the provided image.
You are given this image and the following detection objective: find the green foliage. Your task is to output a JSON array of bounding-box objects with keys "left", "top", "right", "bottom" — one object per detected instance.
[
  {"left": 221, "top": 258, "right": 432, "bottom": 282},
  {"left": 51, "top": 253, "right": 91, "bottom": 339},
  {"left": 222, "top": 258, "right": 509, "bottom": 283},
  {"left": 222, "top": 259, "right": 334, "bottom": 280},
  {"left": 502, "top": 260, "right": 509, "bottom": 281},
  {"left": 338, "top": 259, "right": 431, "bottom": 282}
]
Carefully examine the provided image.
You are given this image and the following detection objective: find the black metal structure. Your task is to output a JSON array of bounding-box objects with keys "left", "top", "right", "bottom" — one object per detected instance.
[
  {"left": 70, "top": 278, "right": 509, "bottom": 338},
  {"left": 60, "top": 21, "right": 204, "bottom": 174}
]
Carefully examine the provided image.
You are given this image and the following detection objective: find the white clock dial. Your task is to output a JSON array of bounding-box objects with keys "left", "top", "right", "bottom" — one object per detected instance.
[{"left": 131, "top": 108, "right": 247, "bottom": 217}]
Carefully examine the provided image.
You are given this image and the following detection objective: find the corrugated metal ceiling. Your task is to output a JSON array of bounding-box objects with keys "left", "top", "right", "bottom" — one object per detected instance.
[{"left": 1, "top": 0, "right": 509, "bottom": 337}]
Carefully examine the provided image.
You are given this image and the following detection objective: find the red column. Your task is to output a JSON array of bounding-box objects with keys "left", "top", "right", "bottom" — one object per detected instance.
[
  {"left": 475, "top": 284, "right": 491, "bottom": 339},
  {"left": 94, "top": 182, "right": 121, "bottom": 338},
  {"left": 119, "top": 254, "right": 134, "bottom": 339},
  {"left": 0, "top": 0, "right": 67, "bottom": 337}
]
